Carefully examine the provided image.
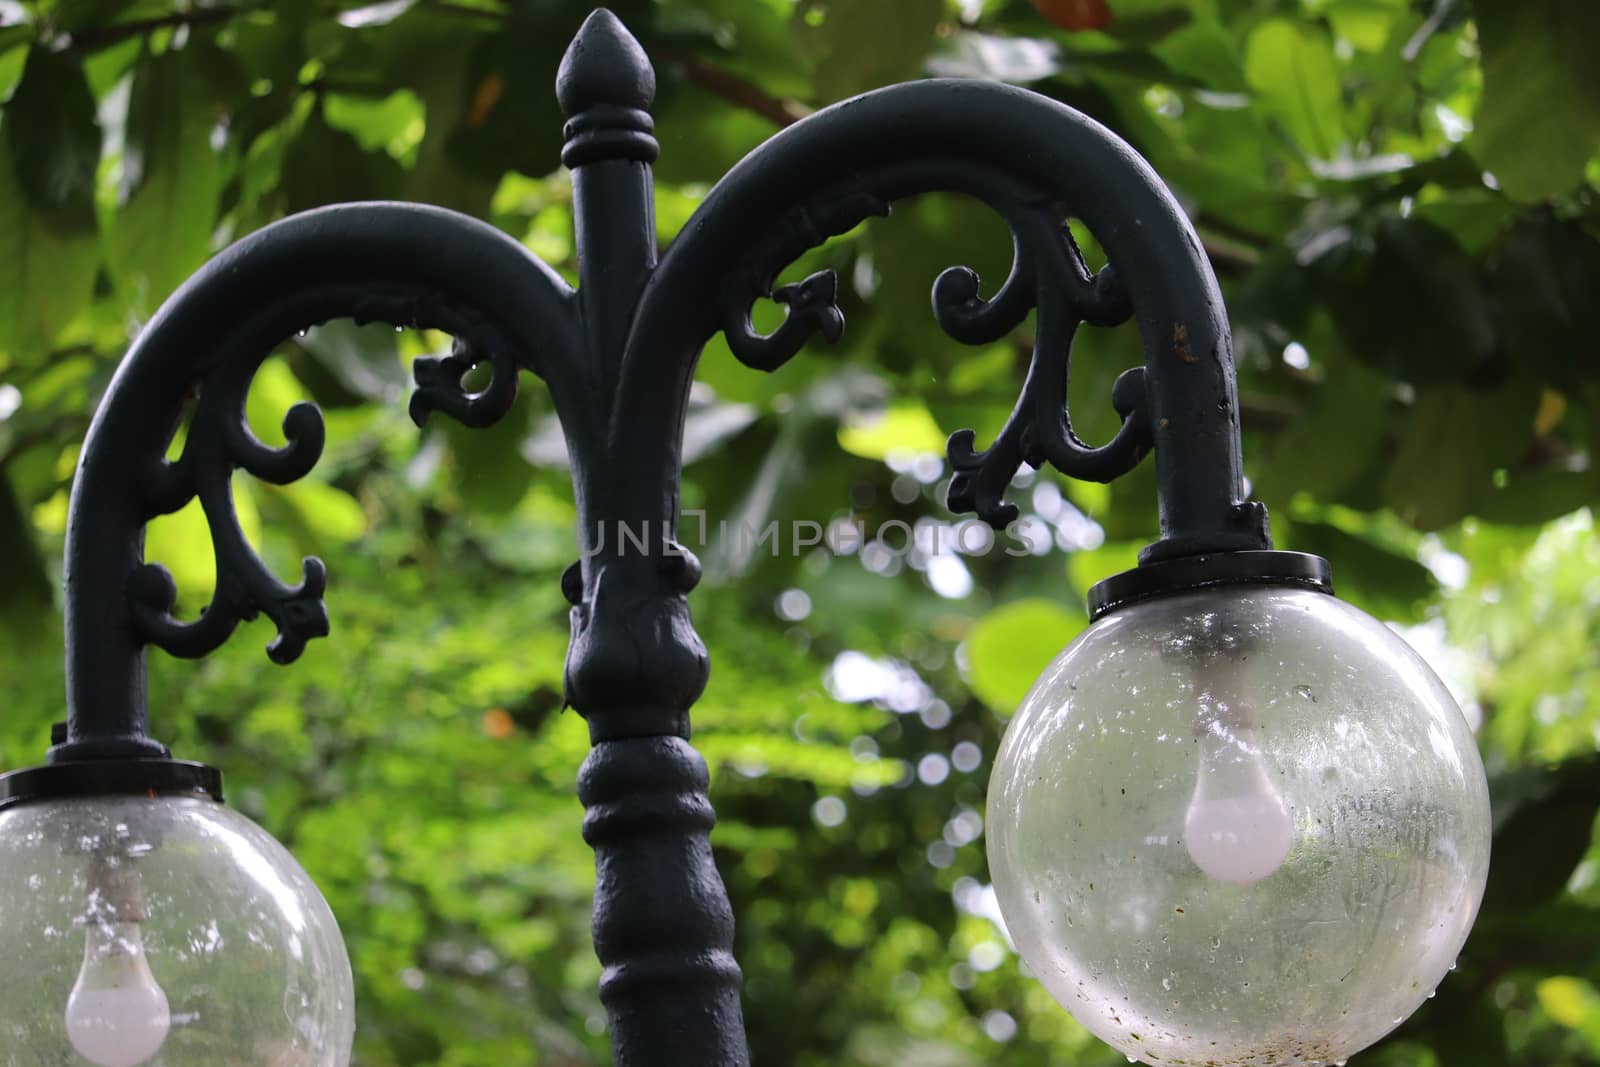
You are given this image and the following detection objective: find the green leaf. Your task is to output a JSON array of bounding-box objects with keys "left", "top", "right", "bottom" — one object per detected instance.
[
  {"left": 444, "top": 400, "right": 534, "bottom": 516},
  {"left": 104, "top": 48, "right": 226, "bottom": 312},
  {"left": 0, "top": 126, "right": 98, "bottom": 360},
  {"left": 1252, "top": 345, "right": 1390, "bottom": 508},
  {"left": 1474, "top": 0, "right": 1600, "bottom": 202},
  {"left": 1279, "top": 519, "right": 1435, "bottom": 622},
  {"left": 1243, "top": 18, "right": 1343, "bottom": 159},
  {"left": 0, "top": 41, "right": 26, "bottom": 102},
  {"left": 230, "top": 0, "right": 316, "bottom": 89},
  {"left": 324, "top": 89, "right": 425, "bottom": 159},
  {"left": 1326, "top": 217, "right": 1496, "bottom": 386},
  {"left": 962, "top": 597, "right": 1085, "bottom": 714},
  {"left": 837, "top": 402, "right": 948, "bottom": 460},
  {"left": 145, "top": 485, "right": 264, "bottom": 611},
  {"left": 1383, "top": 383, "right": 1540, "bottom": 531},
  {"left": 282, "top": 108, "right": 406, "bottom": 212},
  {"left": 267, "top": 479, "right": 368, "bottom": 545},
  {"left": 803, "top": 0, "right": 944, "bottom": 103},
  {"left": 1481, "top": 756, "right": 1600, "bottom": 915},
  {"left": 1156, "top": 21, "right": 1248, "bottom": 92},
  {"left": 657, "top": 0, "right": 814, "bottom": 98},
  {"left": 1327, "top": 0, "right": 1402, "bottom": 53},
  {"left": 244, "top": 359, "right": 312, "bottom": 448},
  {"left": 1468, "top": 467, "right": 1596, "bottom": 527},
  {"left": 653, "top": 83, "right": 779, "bottom": 184},
  {"left": 443, "top": 17, "right": 567, "bottom": 183},
  {"left": 3, "top": 48, "right": 99, "bottom": 230},
  {"left": 374, "top": 7, "right": 498, "bottom": 214},
  {"left": 298, "top": 320, "right": 408, "bottom": 403},
  {"left": 1487, "top": 217, "right": 1600, "bottom": 385},
  {"left": 50, "top": 0, "right": 144, "bottom": 32},
  {"left": 1409, "top": 187, "right": 1515, "bottom": 255}
]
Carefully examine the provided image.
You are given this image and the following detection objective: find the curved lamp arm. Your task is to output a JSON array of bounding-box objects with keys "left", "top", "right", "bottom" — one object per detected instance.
[
  {"left": 57, "top": 203, "right": 581, "bottom": 761},
  {"left": 610, "top": 81, "right": 1269, "bottom": 559}
]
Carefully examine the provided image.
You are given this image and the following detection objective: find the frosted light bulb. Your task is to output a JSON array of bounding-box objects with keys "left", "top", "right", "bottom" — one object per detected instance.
[
  {"left": 65, "top": 920, "right": 172, "bottom": 1067},
  {"left": 1183, "top": 714, "right": 1294, "bottom": 884}
]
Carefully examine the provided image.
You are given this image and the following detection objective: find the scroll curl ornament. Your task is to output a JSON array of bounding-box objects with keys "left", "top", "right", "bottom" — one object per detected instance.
[
  {"left": 719, "top": 190, "right": 888, "bottom": 372},
  {"left": 703, "top": 179, "right": 1152, "bottom": 531},
  {"left": 128, "top": 388, "right": 334, "bottom": 666},
  {"left": 946, "top": 217, "right": 1151, "bottom": 528},
  {"left": 125, "top": 288, "right": 525, "bottom": 666}
]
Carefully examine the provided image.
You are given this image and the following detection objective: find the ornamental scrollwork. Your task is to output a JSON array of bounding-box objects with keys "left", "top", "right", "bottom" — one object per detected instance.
[
  {"left": 126, "top": 288, "right": 524, "bottom": 665},
  {"left": 710, "top": 180, "right": 1152, "bottom": 530},
  {"left": 720, "top": 190, "right": 887, "bottom": 372}
]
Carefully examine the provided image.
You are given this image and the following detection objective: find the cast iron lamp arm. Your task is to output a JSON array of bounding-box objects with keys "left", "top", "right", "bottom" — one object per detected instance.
[
  {"left": 606, "top": 78, "right": 1273, "bottom": 570},
  {"left": 55, "top": 203, "right": 582, "bottom": 763}
]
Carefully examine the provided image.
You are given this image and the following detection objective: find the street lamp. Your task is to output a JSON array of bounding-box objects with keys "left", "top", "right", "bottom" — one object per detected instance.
[{"left": 0, "top": 8, "right": 1489, "bottom": 1067}]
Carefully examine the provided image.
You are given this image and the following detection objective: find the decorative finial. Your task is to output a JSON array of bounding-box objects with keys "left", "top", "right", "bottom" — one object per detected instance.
[
  {"left": 556, "top": 9, "right": 659, "bottom": 168},
  {"left": 557, "top": 9, "right": 656, "bottom": 118}
]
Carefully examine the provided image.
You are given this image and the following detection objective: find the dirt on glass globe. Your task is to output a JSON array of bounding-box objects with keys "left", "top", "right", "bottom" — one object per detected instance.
[
  {"left": 0, "top": 795, "right": 354, "bottom": 1067},
  {"left": 986, "top": 585, "right": 1490, "bottom": 1067}
]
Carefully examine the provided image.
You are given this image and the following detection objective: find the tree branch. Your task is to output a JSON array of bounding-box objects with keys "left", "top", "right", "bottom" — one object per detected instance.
[
  {"left": 652, "top": 45, "right": 813, "bottom": 128},
  {"left": 65, "top": 4, "right": 267, "bottom": 50}
]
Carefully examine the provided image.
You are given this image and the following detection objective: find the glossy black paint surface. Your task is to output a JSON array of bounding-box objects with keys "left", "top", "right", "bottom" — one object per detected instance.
[
  {"left": 0, "top": 759, "right": 223, "bottom": 811},
  {"left": 1088, "top": 550, "right": 1334, "bottom": 622},
  {"left": 14, "top": 8, "right": 1300, "bottom": 1065}
]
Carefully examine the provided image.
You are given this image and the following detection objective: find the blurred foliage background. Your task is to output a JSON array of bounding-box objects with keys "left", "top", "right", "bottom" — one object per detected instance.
[{"left": 1, "top": 0, "right": 1598, "bottom": 1064}]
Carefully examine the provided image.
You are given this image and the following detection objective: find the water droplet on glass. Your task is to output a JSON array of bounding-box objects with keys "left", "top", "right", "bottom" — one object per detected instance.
[
  {"left": 1161, "top": 978, "right": 1172, "bottom": 991},
  {"left": 1427, "top": 990, "right": 1436, "bottom": 999},
  {"left": 1294, "top": 684, "right": 1314, "bottom": 699}
]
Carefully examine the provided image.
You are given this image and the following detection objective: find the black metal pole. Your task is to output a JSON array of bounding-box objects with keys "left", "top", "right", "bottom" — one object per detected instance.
[
  {"left": 557, "top": 14, "right": 751, "bottom": 1061},
  {"left": 7, "top": 6, "right": 1324, "bottom": 1065}
]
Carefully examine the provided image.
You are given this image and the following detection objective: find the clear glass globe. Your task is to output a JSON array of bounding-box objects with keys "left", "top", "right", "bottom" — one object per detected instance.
[
  {"left": 987, "top": 586, "right": 1490, "bottom": 1067},
  {"left": 0, "top": 795, "right": 354, "bottom": 1067}
]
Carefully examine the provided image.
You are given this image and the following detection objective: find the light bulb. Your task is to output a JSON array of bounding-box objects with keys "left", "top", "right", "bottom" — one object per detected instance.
[
  {"left": 1181, "top": 652, "right": 1293, "bottom": 885},
  {"left": 1183, "top": 711, "right": 1294, "bottom": 884},
  {"left": 65, "top": 919, "right": 172, "bottom": 1067},
  {"left": 64, "top": 853, "right": 171, "bottom": 1067}
]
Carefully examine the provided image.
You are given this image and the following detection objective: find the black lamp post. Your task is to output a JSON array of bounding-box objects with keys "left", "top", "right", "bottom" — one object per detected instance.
[{"left": 0, "top": 9, "right": 1492, "bottom": 1067}]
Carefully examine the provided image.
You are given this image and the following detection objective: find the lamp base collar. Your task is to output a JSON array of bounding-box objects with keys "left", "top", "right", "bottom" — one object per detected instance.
[
  {"left": 0, "top": 759, "right": 223, "bottom": 811},
  {"left": 1088, "top": 550, "right": 1333, "bottom": 621}
]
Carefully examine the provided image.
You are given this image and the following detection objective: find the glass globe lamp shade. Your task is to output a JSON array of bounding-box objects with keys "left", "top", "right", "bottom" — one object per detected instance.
[
  {"left": 0, "top": 794, "right": 354, "bottom": 1067},
  {"left": 987, "top": 585, "right": 1490, "bottom": 1067}
]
